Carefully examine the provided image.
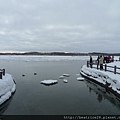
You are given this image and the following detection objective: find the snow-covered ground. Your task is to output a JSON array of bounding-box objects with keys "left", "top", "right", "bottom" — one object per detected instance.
[
  {"left": 0, "top": 73, "right": 16, "bottom": 105},
  {"left": 80, "top": 61, "right": 120, "bottom": 97}
]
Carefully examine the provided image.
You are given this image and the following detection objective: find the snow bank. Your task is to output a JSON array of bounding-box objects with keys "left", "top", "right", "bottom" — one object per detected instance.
[
  {"left": 80, "top": 62, "right": 120, "bottom": 97},
  {"left": 0, "top": 73, "right": 16, "bottom": 105}
]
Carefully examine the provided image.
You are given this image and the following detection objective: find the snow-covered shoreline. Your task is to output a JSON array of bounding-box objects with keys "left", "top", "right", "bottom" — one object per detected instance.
[
  {"left": 80, "top": 61, "right": 120, "bottom": 98},
  {"left": 0, "top": 73, "right": 16, "bottom": 105}
]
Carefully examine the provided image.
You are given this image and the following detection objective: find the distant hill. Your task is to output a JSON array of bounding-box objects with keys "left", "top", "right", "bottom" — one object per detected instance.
[
  {"left": 0, "top": 52, "right": 88, "bottom": 56},
  {"left": 0, "top": 52, "right": 120, "bottom": 56},
  {"left": 88, "top": 52, "right": 120, "bottom": 56}
]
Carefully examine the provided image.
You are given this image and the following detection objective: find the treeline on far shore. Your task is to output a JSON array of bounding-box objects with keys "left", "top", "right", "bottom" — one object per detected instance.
[{"left": 0, "top": 52, "right": 120, "bottom": 56}]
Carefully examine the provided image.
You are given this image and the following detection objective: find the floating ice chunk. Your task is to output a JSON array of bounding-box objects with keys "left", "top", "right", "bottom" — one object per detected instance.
[
  {"left": 59, "top": 76, "right": 65, "bottom": 79},
  {"left": 41, "top": 80, "right": 58, "bottom": 85},
  {"left": 77, "top": 77, "right": 84, "bottom": 81},
  {"left": 63, "top": 74, "right": 70, "bottom": 77},
  {"left": 76, "top": 74, "right": 80, "bottom": 76},
  {"left": 63, "top": 79, "right": 68, "bottom": 83}
]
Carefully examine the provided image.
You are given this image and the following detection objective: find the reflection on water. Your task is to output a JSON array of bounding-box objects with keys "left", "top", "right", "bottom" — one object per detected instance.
[
  {"left": 0, "top": 94, "right": 15, "bottom": 115},
  {"left": 85, "top": 79, "right": 120, "bottom": 110}
]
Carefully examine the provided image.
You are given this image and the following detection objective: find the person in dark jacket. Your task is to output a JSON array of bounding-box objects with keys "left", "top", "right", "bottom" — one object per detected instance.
[
  {"left": 90, "top": 56, "right": 92, "bottom": 68},
  {"left": 97, "top": 56, "right": 99, "bottom": 64},
  {"left": 99, "top": 55, "right": 104, "bottom": 70}
]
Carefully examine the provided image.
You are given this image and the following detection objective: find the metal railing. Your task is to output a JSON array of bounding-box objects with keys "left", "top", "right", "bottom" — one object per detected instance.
[
  {"left": 87, "top": 60, "right": 120, "bottom": 74},
  {"left": 0, "top": 69, "right": 5, "bottom": 79}
]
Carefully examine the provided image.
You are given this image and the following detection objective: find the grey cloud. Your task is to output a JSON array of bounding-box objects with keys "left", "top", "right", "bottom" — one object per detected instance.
[{"left": 0, "top": 0, "right": 120, "bottom": 53}]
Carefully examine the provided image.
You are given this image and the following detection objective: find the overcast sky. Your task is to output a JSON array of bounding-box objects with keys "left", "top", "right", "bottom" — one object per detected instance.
[{"left": 0, "top": 0, "right": 120, "bottom": 53}]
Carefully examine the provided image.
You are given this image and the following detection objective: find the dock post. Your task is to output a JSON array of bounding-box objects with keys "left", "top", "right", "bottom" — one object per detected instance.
[
  {"left": 87, "top": 61, "right": 89, "bottom": 67},
  {"left": 3, "top": 69, "right": 5, "bottom": 76},
  {"left": 114, "top": 66, "right": 116, "bottom": 74},
  {"left": 97, "top": 64, "right": 99, "bottom": 69},
  {"left": 105, "top": 64, "right": 107, "bottom": 71},
  {"left": 0, "top": 71, "right": 2, "bottom": 79}
]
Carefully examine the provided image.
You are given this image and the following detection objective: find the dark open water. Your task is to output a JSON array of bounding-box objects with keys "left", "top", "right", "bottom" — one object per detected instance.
[{"left": 0, "top": 59, "right": 120, "bottom": 115}]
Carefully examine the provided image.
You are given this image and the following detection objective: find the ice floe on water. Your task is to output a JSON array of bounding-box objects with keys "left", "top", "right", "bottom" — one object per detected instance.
[
  {"left": 41, "top": 80, "right": 58, "bottom": 85},
  {"left": 59, "top": 73, "right": 70, "bottom": 79},
  {"left": 76, "top": 74, "right": 80, "bottom": 76},
  {"left": 0, "top": 55, "right": 119, "bottom": 62},
  {"left": 0, "top": 55, "right": 96, "bottom": 62},
  {"left": 80, "top": 61, "right": 120, "bottom": 96},
  {"left": 59, "top": 76, "right": 65, "bottom": 79},
  {"left": 41, "top": 73, "right": 71, "bottom": 86},
  {"left": 63, "top": 79, "right": 68, "bottom": 83},
  {"left": 76, "top": 77, "right": 85, "bottom": 81},
  {"left": 63, "top": 74, "right": 70, "bottom": 77},
  {"left": 40, "top": 72, "right": 86, "bottom": 86}
]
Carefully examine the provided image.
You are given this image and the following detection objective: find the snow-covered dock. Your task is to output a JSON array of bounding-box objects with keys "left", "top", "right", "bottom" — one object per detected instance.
[{"left": 80, "top": 61, "right": 120, "bottom": 98}]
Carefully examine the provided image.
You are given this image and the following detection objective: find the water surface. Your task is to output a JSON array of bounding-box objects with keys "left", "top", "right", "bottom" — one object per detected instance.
[{"left": 0, "top": 59, "right": 120, "bottom": 115}]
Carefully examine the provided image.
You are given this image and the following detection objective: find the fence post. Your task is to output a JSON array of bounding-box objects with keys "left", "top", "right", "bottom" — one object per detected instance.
[
  {"left": 0, "top": 71, "right": 2, "bottom": 79},
  {"left": 114, "top": 66, "right": 116, "bottom": 74},
  {"left": 3, "top": 69, "right": 5, "bottom": 76},
  {"left": 105, "top": 64, "right": 107, "bottom": 71},
  {"left": 90, "top": 62, "right": 92, "bottom": 68},
  {"left": 87, "top": 61, "right": 89, "bottom": 67},
  {"left": 97, "top": 64, "right": 99, "bottom": 69}
]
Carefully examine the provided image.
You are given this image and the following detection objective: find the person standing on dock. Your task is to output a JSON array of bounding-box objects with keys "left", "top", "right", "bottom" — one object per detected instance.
[
  {"left": 97, "top": 56, "right": 100, "bottom": 64},
  {"left": 90, "top": 56, "right": 93, "bottom": 68},
  {"left": 99, "top": 55, "right": 104, "bottom": 70}
]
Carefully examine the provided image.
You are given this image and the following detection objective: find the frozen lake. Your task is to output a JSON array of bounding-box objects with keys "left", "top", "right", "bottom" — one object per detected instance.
[{"left": 0, "top": 55, "right": 120, "bottom": 115}]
